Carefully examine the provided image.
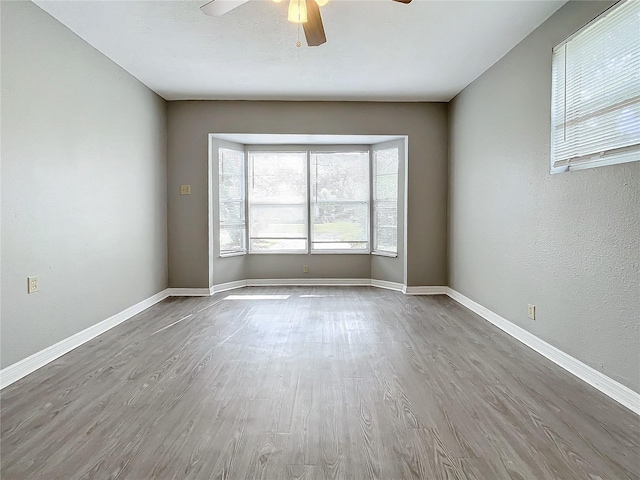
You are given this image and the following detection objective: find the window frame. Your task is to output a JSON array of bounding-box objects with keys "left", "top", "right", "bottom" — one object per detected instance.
[
  {"left": 309, "top": 147, "right": 371, "bottom": 255},
  {"left": 247, "top": 147, "right": 309, "bottom": 254},
  {"left": 216, "top": 141, "right": 402, "bottom": 257},
  {"left": 372, "top": 145, "right": 399, "bottom": 257},
  {"left": 245, "top": 145, "right": 373, "bottom": 255},
  {"left": 550, "top": 0, "right": 640, "bottom": 174},
  {"left": 218, "top": 146, "right": 247, "bottom": 257}
]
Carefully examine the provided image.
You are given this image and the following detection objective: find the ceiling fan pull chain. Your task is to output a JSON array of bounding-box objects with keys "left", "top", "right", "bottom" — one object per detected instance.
[{"left": 296, "top": 23, "right": 301, "bottom": 47}]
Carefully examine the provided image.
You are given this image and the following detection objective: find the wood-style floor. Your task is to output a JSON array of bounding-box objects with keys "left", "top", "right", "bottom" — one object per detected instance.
[{"left": 1, "top": 287, "right": 638, "bottom": 479}]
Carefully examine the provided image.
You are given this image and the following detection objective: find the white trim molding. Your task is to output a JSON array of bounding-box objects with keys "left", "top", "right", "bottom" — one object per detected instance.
[
  {"left": 0, "top": 289, "right": 170, "bottom": 390},
  {"left": 212, "top": 280, "right": 248, "bottom": 293},
  {"left": 247, "top": 278, "right": 371, "bottom": 287},
  {"left": 370, "top": 279, "right": 405, "bottom": 292},
  {"left": 404, "top": 285, "right": 448, "bottom": 295},
  {"left": 445, "top": 288, "right": 640, "bottom": 415},
  {"left": 166, "top": 287, "right": 213, "bottom": 297}
]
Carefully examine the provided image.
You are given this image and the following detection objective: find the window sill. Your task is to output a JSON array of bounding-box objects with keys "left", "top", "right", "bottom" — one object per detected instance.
[
  {"left": 249, "top": 251, "right": 309, "bottom": 255},
  {"left": 220, "top": 251, "right": 246, "bottom": 258},
  {"left": 371, "top": 251, "right": 398, "bottom": 258},
  {"left": 311, "top": 250, "right": 370, "bottom": 255}
]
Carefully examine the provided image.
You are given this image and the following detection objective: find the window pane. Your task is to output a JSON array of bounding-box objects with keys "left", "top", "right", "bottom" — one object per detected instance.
[
  {"left": 313, "top": 202, "right": 369, "bottom": 244},
  {"left": 220, "top": 225, "right": 245, "bottom": 254},
  {"left": 375, "top": 148, "right": 399, "bottom": 175},
  {"left": 219, "top": 147, "right": 246, "bottom": 255},
  {"left": 375, "top": 203, "right": 397, "bottom": 226},
  {"left": 251, "top": 239, "right": 307, "bottom": 252},
  {"left": 250, "top": 152, "right": 307, "bottom": 203},
  {"left": 375, "top": 203, "right": 397, "bottom": 253},
  {"left": 375, "top": 174, "right": 397, "bottom": 201},
  {"left": 248, "top": 152, "right": 308, "bottom": 253},
  {"left": 311, "top": 152, "right": 369, "bottom": 202},
  {"left": 374, "top": 148, "right": 399, "bottom": 253},
  {"left": 250, "top": 205, "right": 307, "bottom": 239},
  {"left": 220, "top": 201, "right": 244, "bottom": 223},
  {"left": 310, "top": 151, "right": 370, "bottom": 252},
  {"left": 219, "top": 148, "right": 244, "bottom": 202}
]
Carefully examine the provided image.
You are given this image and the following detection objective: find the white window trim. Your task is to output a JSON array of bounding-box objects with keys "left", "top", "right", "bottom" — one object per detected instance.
[
  {"left": 220, "top": 250, "right": 247, "bottom": 258},
  {"left": 371, "top": 250, "right": 399, "bottom": 256}
]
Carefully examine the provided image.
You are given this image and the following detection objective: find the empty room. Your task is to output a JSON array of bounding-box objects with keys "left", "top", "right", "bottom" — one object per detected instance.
[{"left": 1, "top": 0, "right": 639, "bottom": 478}]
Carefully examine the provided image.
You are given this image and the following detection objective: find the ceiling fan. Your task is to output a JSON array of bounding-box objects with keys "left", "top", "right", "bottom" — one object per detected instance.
[{"left": 200, "top": 0, "right": 412, "bottom": 47}]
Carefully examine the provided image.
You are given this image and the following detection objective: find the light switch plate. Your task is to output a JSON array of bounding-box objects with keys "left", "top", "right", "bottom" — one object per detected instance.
[{"left": 180, "top": 184, "right": 191, "bottom": 195}]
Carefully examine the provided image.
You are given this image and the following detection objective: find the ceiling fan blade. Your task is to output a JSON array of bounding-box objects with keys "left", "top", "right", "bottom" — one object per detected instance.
[
  {"left": 200, "top": 0, "right": 250, "bottom": 16},
  {"left": 392, "top": 0, "right": 412, "bottom": 3},
  {"left": 303, "top": 0, "right": 327, "bottom": 47}
]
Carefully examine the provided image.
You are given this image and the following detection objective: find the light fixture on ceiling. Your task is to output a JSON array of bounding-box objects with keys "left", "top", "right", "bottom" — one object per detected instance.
[
  {"left": 201, "top": 0, "right": 411, "bottom": 47},
  {"left": 281, "top": 0, "right": 328, "bottom": 18},
  {"left": 287, "top": 0, "right": 308, "bottom": 24}
]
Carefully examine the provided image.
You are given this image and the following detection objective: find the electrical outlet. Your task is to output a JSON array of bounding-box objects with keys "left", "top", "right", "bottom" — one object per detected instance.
[
  {"left": 303, "top": 265, "right": 309, "bottom": 273},
  {"left": 28, "top": 276, "right": 39, "bottom": 294},
  {"left": 180, "top": 184, "right": 191, "bottom": 195},
  {"left": 527, "top": 304, "right": 536, "bottom": 320}
]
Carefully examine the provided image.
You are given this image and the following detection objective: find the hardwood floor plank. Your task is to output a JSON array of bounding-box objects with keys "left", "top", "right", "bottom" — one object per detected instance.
[{"left": 1, "top": 287, "right": 638, "bottom": 480}]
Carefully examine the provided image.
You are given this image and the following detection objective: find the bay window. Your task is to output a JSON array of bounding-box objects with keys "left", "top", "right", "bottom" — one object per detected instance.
[{"left": 217, "top": 143, "right": 400, "bottom": 256}]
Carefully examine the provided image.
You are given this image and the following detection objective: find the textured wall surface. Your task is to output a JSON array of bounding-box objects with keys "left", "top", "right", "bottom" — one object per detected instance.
[
  {"left": 449, "top": 1, "right": 639, "bottom": 391},
  {"left": 1, "top": 2, "right": 168, "bottom": 368},
  {"left": 167, "top": 101, "right": 448, "bottom": 288}
]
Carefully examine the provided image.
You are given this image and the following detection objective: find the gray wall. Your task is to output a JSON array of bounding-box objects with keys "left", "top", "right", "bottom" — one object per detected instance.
[
  {"left": 448, "top": 1, "right": 639, "bottom": 392},
  {"left": 168, "top": 101, "right": 448, "bottom": 288},
  {"left": 1, "top": 1, "right": 168, "bottom": 368}
]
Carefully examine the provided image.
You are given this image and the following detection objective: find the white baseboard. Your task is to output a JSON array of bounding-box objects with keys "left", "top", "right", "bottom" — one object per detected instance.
[
  {"left": 212, "top": 280, "right": 248, "bottom": 293},
  {"left": 445, "top": 288, "right": 640, "bottom": 415},
  {"left": 404, "top": 285, "right": 448, "bottom": 295},
  {"left": 166, "top": 287, "right": 213, "bottom": 297},
  {"left": 246, "top": 278, "right": 371, "bottom": 287},
  {"left": 0, "top": 289, "right": 169, "bottom": 390},
  {"left": 370, "top": 279, "right": 405, "bottom": 292}
]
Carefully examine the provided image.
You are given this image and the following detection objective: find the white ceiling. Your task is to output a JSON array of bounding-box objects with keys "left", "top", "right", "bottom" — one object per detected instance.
[{"left": 34, "top": 0, "right": 567, "bottom": 102}]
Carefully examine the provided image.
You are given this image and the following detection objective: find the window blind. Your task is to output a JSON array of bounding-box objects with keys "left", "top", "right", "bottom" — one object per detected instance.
[
  {"left": 247, "top": 151, "right": 308, "bottom": 253},
  {"left": 373, "top": 147, "right": 399, "bottom": 255},
  {"left": 551, "top": 0, "right": 640, "bottom": 172},
  {"left": 218, "top": 147, "right": 246, "bottom": 255}
]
